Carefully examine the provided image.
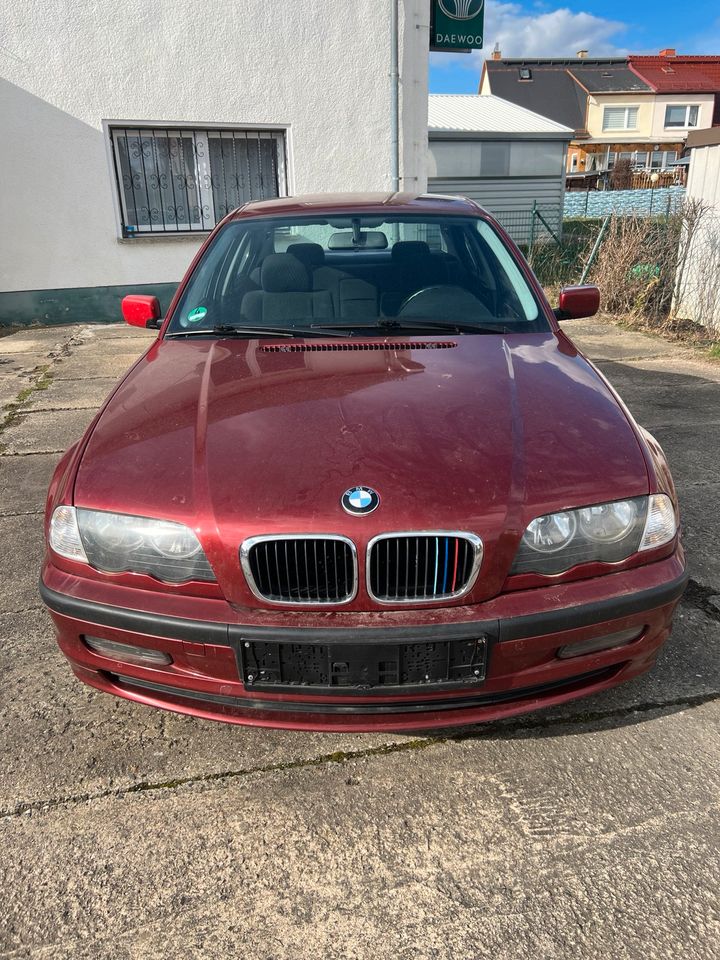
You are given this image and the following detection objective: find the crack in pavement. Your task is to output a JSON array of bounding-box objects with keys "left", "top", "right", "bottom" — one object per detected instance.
[
  {"left": 18, "top": 406, "right": 101, "bottom": 414},
  {"left": 593, "top": 353, "right": 683, "bottom": 363},
  {"left": 1, "top": 604, "right": 45, "bottom": 617},
  {"left": 0, "top": 450, "right": 65, "bottom": 457},
  {"left": 0, "top": 368, "right": 54, "bottom": 452},
  {"left": 2, "top": 691, "right": 717, "bottom": 821}
]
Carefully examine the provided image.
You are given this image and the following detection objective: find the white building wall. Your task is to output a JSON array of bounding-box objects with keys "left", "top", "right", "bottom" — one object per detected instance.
[
  {"left": 649, "top": 94, "right": 716, "bottom": 140},
  {"left": 674, "top": 143, "right": 720, "bottom": 329},
  {"left": 0, "top": 0, "right": 428, "bottom": 300}
]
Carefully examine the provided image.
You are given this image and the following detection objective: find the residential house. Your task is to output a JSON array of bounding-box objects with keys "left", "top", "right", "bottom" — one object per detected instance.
[{"left": 480, "top": 50, "right": 720, "bottom": 179}]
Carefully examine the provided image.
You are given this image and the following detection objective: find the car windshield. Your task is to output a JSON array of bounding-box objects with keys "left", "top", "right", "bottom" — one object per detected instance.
[{"left": 167, "top": 214, "right": 548, "bottom": 336}]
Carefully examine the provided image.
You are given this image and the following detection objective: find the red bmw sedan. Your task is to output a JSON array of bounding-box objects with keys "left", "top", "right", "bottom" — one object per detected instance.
[{"left": 40, "top": 193, "right": 686, "bottom": 732}]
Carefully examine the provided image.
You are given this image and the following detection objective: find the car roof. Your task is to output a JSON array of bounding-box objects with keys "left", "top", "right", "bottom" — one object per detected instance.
[{"left": 228, "top": 192, "right": 485, "bottom": 219}]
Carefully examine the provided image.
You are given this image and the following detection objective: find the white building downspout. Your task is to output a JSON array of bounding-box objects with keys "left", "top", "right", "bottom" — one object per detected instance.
[{"left": 390, "top": 0, "right": 400, "bottom": 191}]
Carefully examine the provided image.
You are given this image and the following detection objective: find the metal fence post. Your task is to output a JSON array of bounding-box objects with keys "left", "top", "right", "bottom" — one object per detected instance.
[
  {"left": 528, "top": 201, "right": 537, "bottom": 265},
  {"left": 580, "top": 215, "right": 611, "bottom": 284}
]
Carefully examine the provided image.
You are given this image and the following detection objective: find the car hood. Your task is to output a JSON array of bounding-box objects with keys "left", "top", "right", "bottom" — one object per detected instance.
[{"left": 74, "top": 333, "right": 648, "bottom": 605}]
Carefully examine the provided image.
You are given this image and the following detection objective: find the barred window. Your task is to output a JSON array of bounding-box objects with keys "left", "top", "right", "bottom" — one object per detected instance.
[{"left": 110, "top": 126, "right": 287, "bottom": 237}]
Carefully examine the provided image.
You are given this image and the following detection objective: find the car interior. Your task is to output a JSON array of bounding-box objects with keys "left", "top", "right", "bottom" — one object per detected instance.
[{"left": 171, "top": 216, "right": 546, "bottom": 333}]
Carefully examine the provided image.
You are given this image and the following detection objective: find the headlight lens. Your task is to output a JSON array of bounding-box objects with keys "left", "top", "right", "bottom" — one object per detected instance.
[
  {"left": 578, "top": 500, "right": 638, "bottom": 543},
  {"left": 49, "top": 507, "right": 215, "bottom": 583},
  {"left": 522, "top": 511, "right": 576, "bottom": 553},
  {"left": 512, "top": 495, "right": 676, "bottom": 576}
]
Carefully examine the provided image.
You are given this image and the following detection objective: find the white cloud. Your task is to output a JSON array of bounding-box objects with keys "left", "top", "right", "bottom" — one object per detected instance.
[{"left": 431, "top": 3, "right": 627, "bottom": 74}]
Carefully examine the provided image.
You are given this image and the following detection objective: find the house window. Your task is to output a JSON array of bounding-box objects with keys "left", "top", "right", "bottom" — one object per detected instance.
[
  {"left": 110, "top": 126, "right": 287, "bottom": 236},
  {"left": 664, "top": 104, "right": 699, "bottom": 128},
  {"left": 518, "top": 67, "right": 532, "bottom": 80},
  {"left": 602, "top": 106, "right": 639, "bottom": 131}
]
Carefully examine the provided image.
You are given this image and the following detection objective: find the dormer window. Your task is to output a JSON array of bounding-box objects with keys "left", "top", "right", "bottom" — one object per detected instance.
[{"left": 518, "top": 68, "right": 532, "bottom": 81}]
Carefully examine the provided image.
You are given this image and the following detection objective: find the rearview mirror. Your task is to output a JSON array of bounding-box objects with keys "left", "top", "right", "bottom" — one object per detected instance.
[
  {"left": 328, "top": 231, "right": 388, "bottom": 250},
  {"left": 555, "top": 285, "right": 600, "bottom": 321},
  {"left": 121, "top": 295, "right": 162, "bottom": 329}
]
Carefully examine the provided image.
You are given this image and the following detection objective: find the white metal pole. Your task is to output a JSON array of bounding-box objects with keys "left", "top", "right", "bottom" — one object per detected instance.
[{"left": 390, "top": 0, "right": 400, "bottom": 191}]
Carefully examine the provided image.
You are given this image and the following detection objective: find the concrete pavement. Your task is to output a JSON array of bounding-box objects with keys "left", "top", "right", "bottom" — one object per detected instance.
[{"left": 1, "top": 319, "right": 718, "bottom": 959}]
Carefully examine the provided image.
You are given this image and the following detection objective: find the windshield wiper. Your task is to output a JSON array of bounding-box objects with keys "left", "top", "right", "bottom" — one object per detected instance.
[
  {"left": 166, "top": 324, "right": 352, "bottom": 340},
  {"left": 312, "top": 319, "right": 511, "bottom": 335}
]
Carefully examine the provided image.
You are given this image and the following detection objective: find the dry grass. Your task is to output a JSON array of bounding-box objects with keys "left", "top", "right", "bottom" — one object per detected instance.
[
  {"left": 580, "top": 202, "right": 719, "bottom": 347},
  {"left": 535, "top": 201, "right": 720, "bottom": 359}
]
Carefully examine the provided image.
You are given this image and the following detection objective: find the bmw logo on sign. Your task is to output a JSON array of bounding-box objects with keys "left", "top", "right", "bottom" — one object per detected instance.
[{"left": 341, "top": 486, "right": 380, "bottom": 516}]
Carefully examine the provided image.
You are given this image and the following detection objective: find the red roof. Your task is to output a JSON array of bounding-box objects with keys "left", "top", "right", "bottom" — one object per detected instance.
[{"left": 629, "top": 56, "right": 720, "bottom": 93}]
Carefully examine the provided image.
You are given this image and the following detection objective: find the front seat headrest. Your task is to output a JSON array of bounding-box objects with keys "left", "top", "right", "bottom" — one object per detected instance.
[
  {"left": 287, "top": 243, "right": 325, "bottom": 269},
  {"left": 391, "top": 241, "right": 433, "bottom": 265},
  {"left": 260, "top": 253, "right": 311, "bottom": 293}
]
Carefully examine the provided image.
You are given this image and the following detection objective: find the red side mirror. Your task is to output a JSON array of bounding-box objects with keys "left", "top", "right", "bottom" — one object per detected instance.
[
  {"left": 121, "top": 295, "right": 162, "bottom": 328},
  {"left": 556, "top": 285, "right": 600, "bottom": 320}
]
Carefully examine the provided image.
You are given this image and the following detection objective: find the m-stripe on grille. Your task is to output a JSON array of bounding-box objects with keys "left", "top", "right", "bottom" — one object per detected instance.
[
  {"left": 242, "top": 536, "right": 356, "bottom": 604},
  {"left": 368, "top": 534, "right": 482, "bottom": 602}
]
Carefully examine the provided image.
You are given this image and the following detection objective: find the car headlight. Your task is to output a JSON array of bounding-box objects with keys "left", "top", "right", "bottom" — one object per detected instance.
[
  {"left": 49, "top": 506, "right": 215, "bottom": 583},
  {"left": 511, "top": 494, "right": 677, "bottom": 576}
]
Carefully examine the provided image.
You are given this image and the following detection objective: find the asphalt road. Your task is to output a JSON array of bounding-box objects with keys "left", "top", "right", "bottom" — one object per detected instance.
[{"left": 1, "top": 320, "right": 718, "bottom": 959}]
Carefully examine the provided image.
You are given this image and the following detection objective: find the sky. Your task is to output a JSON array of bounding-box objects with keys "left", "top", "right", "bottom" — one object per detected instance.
[{"left": 429, "top": 0, "right": 720, "bottom": 93}]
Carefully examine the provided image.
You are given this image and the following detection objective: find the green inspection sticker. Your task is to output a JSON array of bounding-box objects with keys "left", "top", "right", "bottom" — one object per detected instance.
[{"left": 187, "top": 306, "right": 208, "bottom": 323}]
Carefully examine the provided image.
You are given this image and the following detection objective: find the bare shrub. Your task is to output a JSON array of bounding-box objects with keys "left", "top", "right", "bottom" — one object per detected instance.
[
  {"left": 581, "top": 200, "right": 720, "bottom": 337},
  {"left": 610, "top": 158, "right": 633, "bottom": 191},
  {"left": 587, "top": 213, "right": 680, "bottom": 322}
]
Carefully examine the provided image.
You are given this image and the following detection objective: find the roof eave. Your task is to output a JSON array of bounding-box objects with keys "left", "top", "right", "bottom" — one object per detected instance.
[{"left": 428, "top": 129, "right": 572, "bottom": 141}]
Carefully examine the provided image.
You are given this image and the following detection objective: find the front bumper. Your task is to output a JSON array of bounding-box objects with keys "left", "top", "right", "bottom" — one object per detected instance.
[{"left": 40, "top": 551, "right": 687, "bottom": 732}]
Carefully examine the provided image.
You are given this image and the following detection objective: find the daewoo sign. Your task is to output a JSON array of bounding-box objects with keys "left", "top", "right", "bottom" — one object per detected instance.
[{"left": 431, "top": 0, "right": 484, "bottom": 51}]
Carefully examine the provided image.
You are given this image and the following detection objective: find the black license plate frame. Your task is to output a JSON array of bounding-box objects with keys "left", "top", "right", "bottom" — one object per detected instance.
[{"left": 235, "top": 635, "right": 488, "bottom": 696}]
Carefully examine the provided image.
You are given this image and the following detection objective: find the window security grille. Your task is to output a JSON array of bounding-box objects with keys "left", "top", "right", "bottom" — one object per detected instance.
[{"left": 110, "top": 127, "right": 286, "bottom": 236}]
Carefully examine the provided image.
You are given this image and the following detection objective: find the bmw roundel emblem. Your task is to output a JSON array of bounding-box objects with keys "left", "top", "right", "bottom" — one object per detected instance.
[{"left": 341, "top": 485, "right": 380, "bottom": 516}]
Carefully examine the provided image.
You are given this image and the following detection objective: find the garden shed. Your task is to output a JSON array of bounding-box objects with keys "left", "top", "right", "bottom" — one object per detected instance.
[{"left": 427, "top": 94, "right": 573, "bottom": 244}]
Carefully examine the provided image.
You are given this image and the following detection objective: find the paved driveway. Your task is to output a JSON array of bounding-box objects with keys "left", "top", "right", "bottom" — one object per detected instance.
[{"left": 1, "top": 320, "right": 718, "bottom": 959}]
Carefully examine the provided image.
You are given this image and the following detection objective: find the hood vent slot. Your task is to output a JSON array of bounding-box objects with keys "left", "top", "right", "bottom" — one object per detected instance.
[{"left": 259, "top": 341, "right": 457, "bottom": 353}]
